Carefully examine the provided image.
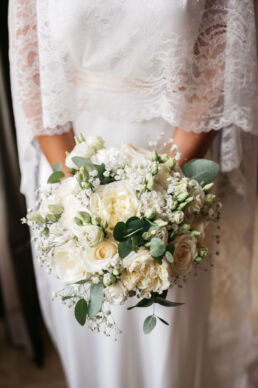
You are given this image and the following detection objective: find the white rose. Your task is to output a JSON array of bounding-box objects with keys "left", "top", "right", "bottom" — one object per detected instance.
[
  {"left": 172, "top": 234, "right": 198, "bottom": 276},
  {"left": 65, "top": 136, "right": 104, "bottom": 170},
  {"left": 73, "top": 224, "right": 104, "bottom": 247},
  {"left": 51, "top": 242, "right": 86, "bottom": 282},
  {"left": 121, "top": 249, "right": 171, "bottom": 296},
  {"left": 104, "top": 282, "right": 127, "bottom": 305},
  {"left": 90, "top": 181, "right": 139, "bottom": 231},
  {"left": 82, "top": 240, "right": 119, "bottom": 273},
  {"left": 121, "top": 143, "right": 152, "bottom": 160},
  {"left": 187, "top": 180, "right": 205, "bottom": 214}
]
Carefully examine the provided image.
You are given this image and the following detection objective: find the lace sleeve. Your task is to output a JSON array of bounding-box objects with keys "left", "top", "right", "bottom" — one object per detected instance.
[
  {"left": 180, "top": 0, "right": 258, "bottom": 135},
  {"left": 8, "top": 0, "right": 72, "bottom": 136}
]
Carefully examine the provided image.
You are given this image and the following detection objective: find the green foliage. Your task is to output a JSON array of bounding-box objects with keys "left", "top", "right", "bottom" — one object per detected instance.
[
  {"left": 182, "top": 159, "right": 219, "bottom": 184},
  {"left": 157, "top": 316, "right": 169, "bottom": 326},
  {"left": 143, "top": 315, "right": 157, "bottom": 334},
  {"left": 47, "top": 171, "right": 65, "bottom": 184},
  {"left": 88, "top": 283, "right": 104, "bottom": 318},
  {"left": 165, "top": 251, "right": 174, "bottom": 263},
  {"left": 150, "top": 238, "right": 166, "bottom": 263},
  {"left": 30, "top": 213, "right": 45, "bottom": 224},
  {"left": 118, "top": 240, "right": 133, "bottom": 258},
  {"left": 113, "top": 217, "right": 151, "bottom": 258},
  {"left": 48, "top": 204, "right": 64, "bottom": 215},
  {"left": 74, "top": 299, "right": 88, "bottom": 326},
  {"left": 52, "top": 163, "right": 63, "bottom": 172}
]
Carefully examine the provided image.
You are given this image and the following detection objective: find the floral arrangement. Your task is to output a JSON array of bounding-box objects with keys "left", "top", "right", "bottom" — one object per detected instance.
[{"left": 24, "top": 134, "right": 220, "bottom": 336}]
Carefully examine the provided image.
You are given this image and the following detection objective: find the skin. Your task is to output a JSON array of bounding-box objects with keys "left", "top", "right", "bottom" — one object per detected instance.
[{"left": 36, "top": 127, "right": 218, "bottom": 174}]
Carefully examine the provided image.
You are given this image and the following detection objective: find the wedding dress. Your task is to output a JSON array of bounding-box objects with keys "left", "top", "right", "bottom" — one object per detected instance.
[{"left": 8, "top": 1, "right": 258, "bottom": 387}]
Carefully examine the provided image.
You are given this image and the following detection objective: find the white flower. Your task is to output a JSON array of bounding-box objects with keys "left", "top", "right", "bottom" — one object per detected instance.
[
  {"left": 121, "top": 249, "right": 171, "bottom": 297},
  {"left": 73, "top": 224, "right": 104, "bottom": 247},
  {"left": 187, "top": 180, "right": 205, "bottom": 214},
  {"left": 172, "top": 234, "right": 198, "bottom": 276},
  {"left": 65, "top": 136, "right": 104, "bottom": 169},
  {"left": 90, "top": 181, "right": 139, "bottom": 231},
  {"left": 86, "top": 135, "right": 105, "bottom": 151},
  {"left": 82, "top": 240, "right": 119, "bottom": 273},
  {"left": 171, "top": 211, "right": 184, "bottom": 224},
  {"left": 156, "top": 164, "right": 172, "bottom": 189},
  {"left": 121, "top": 143, "right": 152, "bottom": 160},
  {"left": 104, "top": 282, "right": 127, "bottom": 305},
  {"left": 51, "top": 242, "right": 86, "bottom": 282}
]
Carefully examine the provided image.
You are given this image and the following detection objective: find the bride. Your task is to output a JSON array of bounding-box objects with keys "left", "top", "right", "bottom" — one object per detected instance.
[{"left": 8, "top": 1, "right": 258, "bottom": 387}]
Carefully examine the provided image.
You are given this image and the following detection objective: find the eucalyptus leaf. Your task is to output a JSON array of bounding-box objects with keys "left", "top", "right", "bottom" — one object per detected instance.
[
  {"left": 113, "top": 222, "right": 127, "bottom": 242},
  {"left": 158, "top": 316, "right": 169, "bottom": 326},
  {"left": 47, "top": 171, "right": 65, "bottom": 184},
  {"left": 88, "top": 283, "right": 104, "bottom": 318},
  {"left": 74, "top": 299, "right": 88, "bottom": 326},
  {"left": 72, "top": 156, "right": 92, "bottom": 169},
  {"left": 154, "top": 297, "right": 184, "bottom": 307},
  {"left": 182, "top": 159, "right": 219, "bottom": 184},
  {"left": 118, "top": 239, "right": 133, "bottom": 258},
  {"left": 48, "top": 204, "right": 64, "bottom": 215},
  {"left": 165, "top": 251, "right": 174, "bottom": 263},
  {"left": 62, "top": 295, "right": 75, "bottom": 301},
  {"left": 52, "top": 162, "right": 63, "bottom": 172},
  {"left": 127, "top": 298, "right": 154, "bottom": 310},
  {"left": 150, "top": 238, "right": 166, "bottom": 259},
  {"left": 30, "top": 213, "right": 45, "bottom": 224},
  {"left": 143, "top": 315, "right": 157, "bottom": 334},
  {"left": 74, "top": 279, "right": 91, "bottom": 285}
]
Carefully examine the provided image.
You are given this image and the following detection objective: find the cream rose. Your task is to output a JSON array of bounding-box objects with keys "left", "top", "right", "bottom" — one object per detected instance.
[
  {"left": 104, "top": 282, "right": 127, "bottom": 305},
  {"left": 51, "top": 242, "right": 86, "bottom": 282},
  {"left": 90, "top": 181, "right": 139, "bottom": 231},
  {"left": 121, "top": 143, "right": 152, "bottom": 160},
  {"left": 121, "top": 249, "right": 171, "bottom": 297},
  {"left": 82, "top": 240, "right": 119, "bottom": 273},
  {"left": 172, "top": 234, "right": 198, "bottom": 276}
]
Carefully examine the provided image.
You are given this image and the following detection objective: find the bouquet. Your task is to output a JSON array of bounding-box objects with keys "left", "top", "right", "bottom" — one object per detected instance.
[{"left": 24, "top": 134, "right": 220, "bottom": 337}]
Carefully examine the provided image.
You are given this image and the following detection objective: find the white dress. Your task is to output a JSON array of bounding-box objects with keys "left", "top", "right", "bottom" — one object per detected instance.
[{"left": 8, "top": 1, "right": 258, "bottom": 387}]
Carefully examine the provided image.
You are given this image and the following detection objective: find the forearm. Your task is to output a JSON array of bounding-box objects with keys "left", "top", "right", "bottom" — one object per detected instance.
[
  {"left": 36, "top": 129, "right": 75, "bottom": 177},
  {"left": 173, "top": 128, "right": 218, "bottom": 167}
]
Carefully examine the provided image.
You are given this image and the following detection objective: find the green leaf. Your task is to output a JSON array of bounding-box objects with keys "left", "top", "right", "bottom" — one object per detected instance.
[
  {"left": 143, "top": 315, "right": 157, "bottom": 334},
  {"left": 74, "top": 279, "right": 91, "bottom": 285},
  {"left": 154, "top": 297, "right": 184, "bottom": 307},
  {"left": 30, "top": 213, "right": 45, "bottom": 224},
  {"left": 127, "top": 298, "right": 154, "bottom": 310},
  {"left": 113, "top": 222, "right": 127, "bottom": 242},
  {"left": 150, "top": 238, "right": 166, "bottom": 258},
  {"left": 157, "top": 316, "right": 169, "bottom": 326},
  {"left": 62, "top": 295, "right": 75, "bottom": 301},
  {"left": 46, "top": 213, "right": 58, "bottom": 223},
  {"left": 47, "top": 171, "right": 65, "bottom": 184},
  {"left": 52, "top": 162, "right": 63, "bottom": 172},
  {"left": 131, "top": 234, "right": 144, "bottom": 251},
  {"left": 126, "top": 217, "right": 150, "bottom": 233},
  {"left": 182, "top": 159, "right": 219, "bottom": 184},
  {"left": 88, "top": 283, "right": 104, "bottom": 318},
  {"left": 72, "top": 156, "right": 92, "bottom": 169},
  {"left": 118, "top": 239, "right": 133, "bottom": 258},
  {"left": 165, "top": 251, "right": 174, "bottom": 263},
  {"left": 48, "top": 204, "right": 64, "bottom": 215},
  {"left": 74, "top": 299, "right": 88, "bottom": 326}
]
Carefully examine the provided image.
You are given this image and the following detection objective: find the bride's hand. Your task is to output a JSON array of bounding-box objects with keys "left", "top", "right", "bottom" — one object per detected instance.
[
  {"left": 36, "top": 129, "right": 75, "bottom": 177},
  {"left": 172, "top": 128, "right": 218, "bottom": 167}
]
